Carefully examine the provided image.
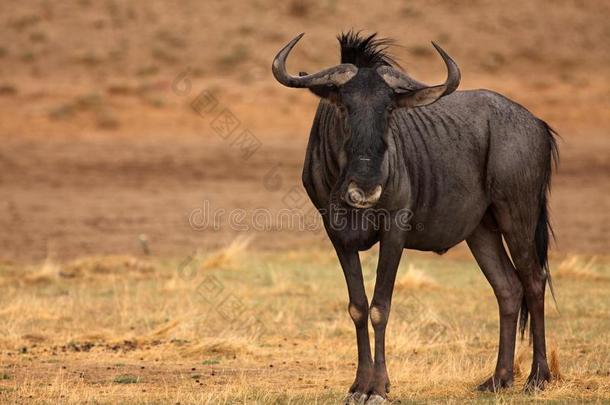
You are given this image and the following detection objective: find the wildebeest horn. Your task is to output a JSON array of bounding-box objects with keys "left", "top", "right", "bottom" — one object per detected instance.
[
  {"left": 377, "top": 42, "right": 461, "bottom": 108},
  {"left": 272, "top": 33, "right": 358, "bottom": 88}
]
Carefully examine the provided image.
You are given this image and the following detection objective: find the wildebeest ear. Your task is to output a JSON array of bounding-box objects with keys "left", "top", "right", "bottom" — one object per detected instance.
[
  {"left": 307, "top": 85, "right": 340, "bottom": 102},
  {"left": 394, "top": 85, "right": 448, "bottom": 108},
  {"left": 299, "top": 71, "right": 340, "bottom": 103}
]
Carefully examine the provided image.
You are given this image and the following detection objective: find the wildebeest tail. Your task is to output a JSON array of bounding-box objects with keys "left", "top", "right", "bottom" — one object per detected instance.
[
  {"left": 519, "top": 120, "right": 559, "bottom": 340},
  {"left": 518, "top": 297, "right": 529, "bottom": 340}
]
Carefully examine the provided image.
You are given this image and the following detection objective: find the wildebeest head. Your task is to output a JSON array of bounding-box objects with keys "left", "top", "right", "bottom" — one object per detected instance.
[{"left": 272, "top": 32, "right": 460, "bottom": 208}]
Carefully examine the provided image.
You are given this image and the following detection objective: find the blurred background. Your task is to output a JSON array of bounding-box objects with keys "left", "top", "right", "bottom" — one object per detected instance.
[
  {"left": 0, "top": 0, "right": 608, "bottom": 261},
  {"left": 0, "top": 2, "right": 609, "bottom": 402}
]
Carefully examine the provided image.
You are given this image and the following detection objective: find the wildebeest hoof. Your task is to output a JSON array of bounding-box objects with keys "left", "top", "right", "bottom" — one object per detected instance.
[
  {"left": 344, "top": 392, "right": 368, "bottom": 405},
  {"left": 345, "top": 392, "right": 388, "bottom": 405},
  {"left": 524, "top": 370, "right": 551, "bottom": 393},
  {"left": 476, "top": 375, "right": 513, "bottom": 392},
  {"left": 364, "top": 394, "right": 387, "bottom": 404}
]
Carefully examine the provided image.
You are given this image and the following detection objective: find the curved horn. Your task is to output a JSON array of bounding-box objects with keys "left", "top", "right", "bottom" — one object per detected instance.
[
  {"left": 377, "top": 42, "right": 460, "bottom": 107},
  {"left": 272, "top": 33, "right": 358, "bottom": 88}
]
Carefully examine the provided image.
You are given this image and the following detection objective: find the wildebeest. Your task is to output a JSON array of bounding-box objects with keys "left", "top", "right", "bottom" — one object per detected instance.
[{"left": 272, "top": 31, "right": 558, "bottom": 403}]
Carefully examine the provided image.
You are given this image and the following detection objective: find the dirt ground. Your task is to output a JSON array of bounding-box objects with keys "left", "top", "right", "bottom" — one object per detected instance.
[
  {"left": 0, "top": 1, "right": 609, "bottom": 263},
  {"left": 0, "top": 251, "right": 609, "bottom": 403},
  {"left": 0, "top": 0, "right": 609, "bottom": 403},
  {"left": 1, "top": 130, "right": 609, "bottom": 263}
]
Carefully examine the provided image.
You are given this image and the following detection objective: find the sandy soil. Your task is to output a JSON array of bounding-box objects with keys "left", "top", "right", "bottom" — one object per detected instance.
[
  {"left": 1, "top": 1, "right": 609, "bottom": 262},
  {"left": 0, "top": 129, "right": 608, "bottom": 263}
]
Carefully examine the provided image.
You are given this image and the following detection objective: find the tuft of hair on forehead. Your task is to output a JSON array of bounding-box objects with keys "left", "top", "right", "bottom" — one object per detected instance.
[{"left": 337, "top": 30, "right": 400, "bottom": 69}]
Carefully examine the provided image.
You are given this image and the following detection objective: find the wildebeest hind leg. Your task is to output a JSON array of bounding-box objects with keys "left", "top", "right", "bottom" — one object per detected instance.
[
  {"left": 466, "top": 212, "right": 523, "bottom": 392},
  {"left": 494, "top": 203, "right": 552, "bottom": 392},
  {"left": 502, "top": 229, "right": 551, "bottom": 391}
]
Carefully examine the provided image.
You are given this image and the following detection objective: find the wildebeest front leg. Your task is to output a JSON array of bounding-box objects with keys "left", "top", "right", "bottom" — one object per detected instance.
[
  {"left": 467, "top": 218, "right": 523, "bottom": 391},
  {"left": 368, "top": 233, "right": 404, "bottom": 401},
  {"left": 331, "top": 241, "right": 374, "bottom": 400}
]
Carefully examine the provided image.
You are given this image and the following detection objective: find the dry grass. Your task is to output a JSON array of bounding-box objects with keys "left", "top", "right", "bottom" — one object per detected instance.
[
  {"left": 554, "top": 255, "right": 608, "bottom": 281},
  {"left": 0, "top": 249, "right": 608, "bottom": 403},
  {"left": 199, "top": 235, "right": 253, "bottom": 270},
  {"left": 394, "top": 264, "right": 440, "bottom": 291}
]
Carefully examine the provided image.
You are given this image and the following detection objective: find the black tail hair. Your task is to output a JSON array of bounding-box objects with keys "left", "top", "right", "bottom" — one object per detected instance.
[{"left": 518, "top": 121, "right": 559, "bottom": 340}]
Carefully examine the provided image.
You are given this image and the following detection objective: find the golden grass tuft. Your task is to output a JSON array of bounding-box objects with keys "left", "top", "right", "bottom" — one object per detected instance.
[
  {"left": 148, "top": 319, "right": 181, "bottom": 338},
  {"left": 550, "top": 345, "right": 563, "bottom": 380},
  {"left": 554, "top": 256, "right": 607, "bottom": 281},
  {"left": 200, "top": 235, "right": 252, "bottom": 270},
  {"left": 22, "top": 257, "right": 61, "bottom": 284},
  {"left": 178, "top": 338, "right": 253, "bottom": 358},
  {"left": 62, "top": 255, "right": 155, "bottom": 278},
  {"left": 394, "top": 264, "right": 440, "bottom": 291},
  {"left": 513, "top": 346, "right": 527, "bottom": 377}
]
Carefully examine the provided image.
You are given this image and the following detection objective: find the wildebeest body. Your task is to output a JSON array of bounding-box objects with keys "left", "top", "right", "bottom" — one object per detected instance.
[
  {"left": 273, "top": 31, "right": 557, "bottom": 403},
  {"left": 304, "top": 90, "right": 553, "bottom": 253}
]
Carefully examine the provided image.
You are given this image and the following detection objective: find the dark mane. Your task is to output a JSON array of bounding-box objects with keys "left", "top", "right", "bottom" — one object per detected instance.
[{"left": 337, "top": 31, "right": 399, "bottom": 68}]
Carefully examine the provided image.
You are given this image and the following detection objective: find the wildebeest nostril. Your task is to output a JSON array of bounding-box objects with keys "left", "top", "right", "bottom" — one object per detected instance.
[
  {"left": 345, "top": 182, "right": 382, "bottom": 208},
  {"left": 346, "top": 182, "right": 366, "bottom": 206}
]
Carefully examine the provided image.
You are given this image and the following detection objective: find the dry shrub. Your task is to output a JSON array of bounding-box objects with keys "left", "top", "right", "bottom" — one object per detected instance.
[
  {"left": 151, "top": 47, "right": 178, "bottom": 64},
  {"left": 513, "top": 343, "right": 562, "bottom": 381},
  {"left": 96, "top": 107, "right": 120, "bottom": 129},
  {"left": 550, "top": 344, "right": 563, "bottom": 380},
  {"left": 0, "top": 84, "right": 17, "bottom": 95},
  {"left": 10, "top": 14, "right": 41, "bottom": 31},
  {"left": 74, "top": 93, "right": 103, "bottom": 109},
  {"left": 555, "top": 256, "right": 607, "bottom": 281},
  {"left": 61, "top": 255, "right": 155, "bottom": 279},
  {"left": 178, "top": 338, "right": 252, "bottom": 358},
  {"left": 22, "top": 258, "right": 61, "bottom": 284},
  {"left": 49, "top": 103, "right": 76, "bottom": 120},
  {"left": 288, "top": 0, "right": 310, "bottom": 17},
  {"left": 513, "top": 345, "right": 527, "bottom": 377},
  {"left": 49, "top": 93, "right": 121, "bottom": 129},
  {"left": 200, "top": 235, "right": 252, "bottom": 270},
  {"left": 217, "top": 44, "right": 249, "bottom": 68},
  {"left": 155, "top": 30, "right": 187, "bottom": 48},
  {"left": 9, "top": 255, "right": 154, "bottom": 287},
  {"left": 148, "top": 319, "right": 181, "bottom": 339},
  {"left": 395, "top": 264, "right": 439, "bottom": 291},
  {"left": 409, "top": 45, "right": 434, "bottom": 58},
  {"left": 74, "top": 50, "right": 103, "bottom": 66},
  {"left": 21, "top": 333, "right": 46, "bottom": 343}
]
